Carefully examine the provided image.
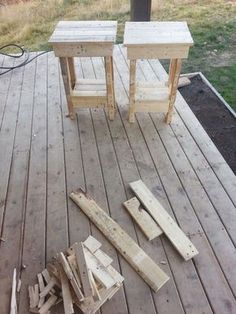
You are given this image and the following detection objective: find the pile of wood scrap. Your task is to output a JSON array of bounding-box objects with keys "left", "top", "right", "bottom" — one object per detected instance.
[
  {"left": 70, "top": 180, "right": 198, "bottom": 293},
  {"left": 28, "top": 236, "right": 124, "bottom": 314},
  {"left": 70, "top": 189, "right": 170, "bottom": 293}
]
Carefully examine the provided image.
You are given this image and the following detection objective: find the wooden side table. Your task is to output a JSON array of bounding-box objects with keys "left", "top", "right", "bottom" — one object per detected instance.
[
  {"left": 123, "top": 22, "right": 194, "bottom": 123},
  {"left": 49, "top": 21, "right": 117, "bottom": 120}
]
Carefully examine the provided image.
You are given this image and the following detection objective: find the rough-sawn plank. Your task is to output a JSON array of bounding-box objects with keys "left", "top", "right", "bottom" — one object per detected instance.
[
  {"left": 130, "top": 180, "right": 198, "bottom": 261},
  {"left": 70, "top": 189, "right": 169, "bottom": 292}
]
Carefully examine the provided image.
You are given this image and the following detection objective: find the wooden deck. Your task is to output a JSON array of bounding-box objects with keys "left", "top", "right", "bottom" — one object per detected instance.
[{"left": 0, "top": 45, "right": 236, "bottom": 314}]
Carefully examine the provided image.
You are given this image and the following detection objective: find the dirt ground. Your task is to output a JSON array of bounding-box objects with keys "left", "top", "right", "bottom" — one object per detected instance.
[{"left": 179, "top": 74, "right": 236, "bottom": 174}]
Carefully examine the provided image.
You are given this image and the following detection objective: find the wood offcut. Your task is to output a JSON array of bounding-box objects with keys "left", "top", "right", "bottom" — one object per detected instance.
[
  {"left": 70, "top": 189, "right": 169, "bottom": 292},
  {"left": 28, "top": 236, "right": 123, "bottom": 314},
  {"left": 123, "top": 197, "right": 163, "bottom": 240},
  {"left": 130, "top": 180, "right": 198, "bottom": 260}
]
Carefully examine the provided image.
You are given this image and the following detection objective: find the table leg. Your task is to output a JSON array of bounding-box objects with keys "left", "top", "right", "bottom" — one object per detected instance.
[
  {"left": 59, "top": 57, "right": 75, "bottom": 120},
  {"left": 105, "top": 56, "right": 116, "bottom": 120},
  {"left": 165, "top": 58, "right": 182, "bottom": 124},
  {"left": 129, "top": 59, "right": 136, "bottom": 123},
  {"left": 67, "top": 57, "right": 76, "bottom": 89}
]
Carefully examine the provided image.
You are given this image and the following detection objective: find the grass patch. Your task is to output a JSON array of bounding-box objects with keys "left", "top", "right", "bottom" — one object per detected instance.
[{"left": 0, "top": 0, "right": 235, "bottom": 109}]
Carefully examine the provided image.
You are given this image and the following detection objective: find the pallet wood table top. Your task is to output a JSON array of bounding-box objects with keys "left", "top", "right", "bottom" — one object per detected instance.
[
  {"left": 124, "top": 21, "right": 193, "bottom": 47},
  {"left": 124, "top": 21, "right": 193, "bottom": 60},
  {"left": 49, "top": 20, "right": 117, "bottom": 44}
]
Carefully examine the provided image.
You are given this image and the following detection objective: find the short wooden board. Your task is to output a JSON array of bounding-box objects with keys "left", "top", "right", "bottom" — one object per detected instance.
[
  {"left": 74, "top": 242, "right": 93, "bottom": 298},
  {"left": 83, "top": 235, "right": 102, "bottom": 253},
  {"left": 70, "top": 189, "right": 169, "bottom": 292},
  {"left": 84, "top": 247, "right": 116, "bottom": 289},
  {"left": 129, "top": 180, "right": 199, "bottom": 260},
  {"left": 123, "top": 197, "right": 163, "bottom": 240}
]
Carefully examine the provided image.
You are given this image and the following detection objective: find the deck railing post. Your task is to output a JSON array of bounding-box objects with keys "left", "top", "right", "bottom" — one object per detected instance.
[{"left": 130, "top": 0, "right": 152, "bottom": 21}]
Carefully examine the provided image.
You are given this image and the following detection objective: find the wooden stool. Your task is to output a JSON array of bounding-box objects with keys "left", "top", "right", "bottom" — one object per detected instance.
[
  {"left": 123, "top": 22, "right": 193, "bottom": 123},
  {"left": 49, "top": 21, "right": 117, "bottom": 120}
]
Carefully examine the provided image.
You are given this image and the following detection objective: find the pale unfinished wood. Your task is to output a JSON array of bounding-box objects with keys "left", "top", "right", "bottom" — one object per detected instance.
[
  {"left": 129, "top": 59, "right": 136, "bottom": 123},
  {"left": 126, "top": 45, "right": 190, "bottom": 60},
  {"left": 67, "top": 255, "right": 82, "bottom": 288},
  {"left": 38, "top": 295, "right": 57, "bottom": 314},
  {"left": 105, "top": 56, "right": 116, "bottom": 120},
  {"left": 37, "top": 273, "right": 45, "bottom": 308},
  {"left": 107, "top": 265, "right": 124, "bottom": 285},
  {"left": 59, "top": 267, "right": 74, "bottom": 314},
  {"left": 130, "top": 180, "right": 199, "bottom": 260},
  {"left": 165, "top": 59, "right": 182, "bottom": 124},
  {"left": 83, "top": 235, "right": 102, "bottom": 253},
  {"left": 58, "top": 252, "right": 84, "bottom": 301},
  {"left": 71, "top": 95, "right": 107, "bottom": 107},
  {"left": 178, "top": 76, "right": 191, "bottom": 87},
  {"left": 84, "top": 247, "right": 116, "bottom": 289},
  {"left": 67, "top": 58, "right": 76, "bottom": 89},
  {"left": 59, "top": 57, "right": 75, "bottom": 119},
  {"left": 39, "top": 277, "right": 56, "bottom": 298},
  {"left": 53, "top": 43, "right": 113, "bottom": 58},
  {"left": 17, "top": 279, "right": 21, "bottom": 293},
  {"left": 88, "top": 270, "right": 101, "bottom": 301},
  {"left": 124, "top": 22, "right": 193, "bottom": 48},
  {"left": 70, "top": 189, "right": 169, "bottom": 292},
  {"left": 75, "top": 81, "right": 106, "bottom": 92},
  {"left": 94, "top": 249, "right": 113, "bottom": 268},
  {"left": 124, "top": 197, "right": 163, "bottom": 240},
  {"left": 50, "top": 21, "right": 117, "bottom": 121},
  {"left": 136, "top": 85, "right": 169, "bottom": 102},
  {"left": 133, "top": 101, "right": 169, "bottom": 113},
  {"left": 124, "top": 22, "right": 193, "bottom": 124},
  {"left": 49, "top": 21, "right": 117, "bottom": 44},
  {"left": 74, "top": 242, "right": 93, "bottom": 298},
  {"left": 10, "top": 268, "right": 17, "bottom": 314},
  {"left": 28, "top": 285, "right": 39, "bottom": 309},
  {"left": 41, "top": 269, "right": 55, "bottom": 292}
]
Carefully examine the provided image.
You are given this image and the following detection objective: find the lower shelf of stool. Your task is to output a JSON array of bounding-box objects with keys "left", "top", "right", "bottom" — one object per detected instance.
[
  {"left": 134, "top": 81, "right": 169, "bottom": 112},
  {"left": 71, "top": 78, "right": 107, "bottom": 107}
]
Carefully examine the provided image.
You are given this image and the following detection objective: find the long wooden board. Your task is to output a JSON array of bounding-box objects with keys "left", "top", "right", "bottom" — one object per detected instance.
[
  {"left": 70, "top": 189, "right": 169, "bottom": 292},
  {"left": 129, "top": 180, "right": 198, "bottom": 261}
]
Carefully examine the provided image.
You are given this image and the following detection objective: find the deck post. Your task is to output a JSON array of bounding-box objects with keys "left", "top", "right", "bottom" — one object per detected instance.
[{"left": 130, "top": 0, "right": 152, "bottom": 21}]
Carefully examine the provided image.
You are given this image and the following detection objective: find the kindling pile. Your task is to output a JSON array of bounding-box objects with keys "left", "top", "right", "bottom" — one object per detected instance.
[
  {"left": 28, "top": 179, "right": 198, "bottom": 313},
  {"left": 28, "top": 236, "right": 124, "bottom": 314}
]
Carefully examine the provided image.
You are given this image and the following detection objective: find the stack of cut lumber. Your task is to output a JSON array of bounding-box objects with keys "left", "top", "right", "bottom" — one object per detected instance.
[{"left": 28, "top": 236, "right": 124, "bottom": 314}]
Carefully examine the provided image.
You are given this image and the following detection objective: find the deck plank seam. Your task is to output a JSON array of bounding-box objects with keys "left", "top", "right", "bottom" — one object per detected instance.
[
  {"left": 58, "top": 58, "right": 71, "bottom": 247},
  {"left": 0, "top": 61, "right": 25, "bottom": 236},
  {"left": 18, "top": 53, "right": 38, "bottom": 279}
]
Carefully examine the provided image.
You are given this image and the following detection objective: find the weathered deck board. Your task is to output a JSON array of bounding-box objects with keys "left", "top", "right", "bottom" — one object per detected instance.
[
  {"left": 0, "top": 46, "right": 236, "bottom": 314},
  {"left": 0, "top": 54, "right": 36, "bottom": 313},
  {"left": 19, "top": 53, "right": 47, "bottom": 313}
]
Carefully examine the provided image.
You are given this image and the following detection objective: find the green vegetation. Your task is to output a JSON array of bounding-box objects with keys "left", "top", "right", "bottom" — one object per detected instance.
[{"left": 0, "top": 0, "right": 235, "bottom": 109}]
